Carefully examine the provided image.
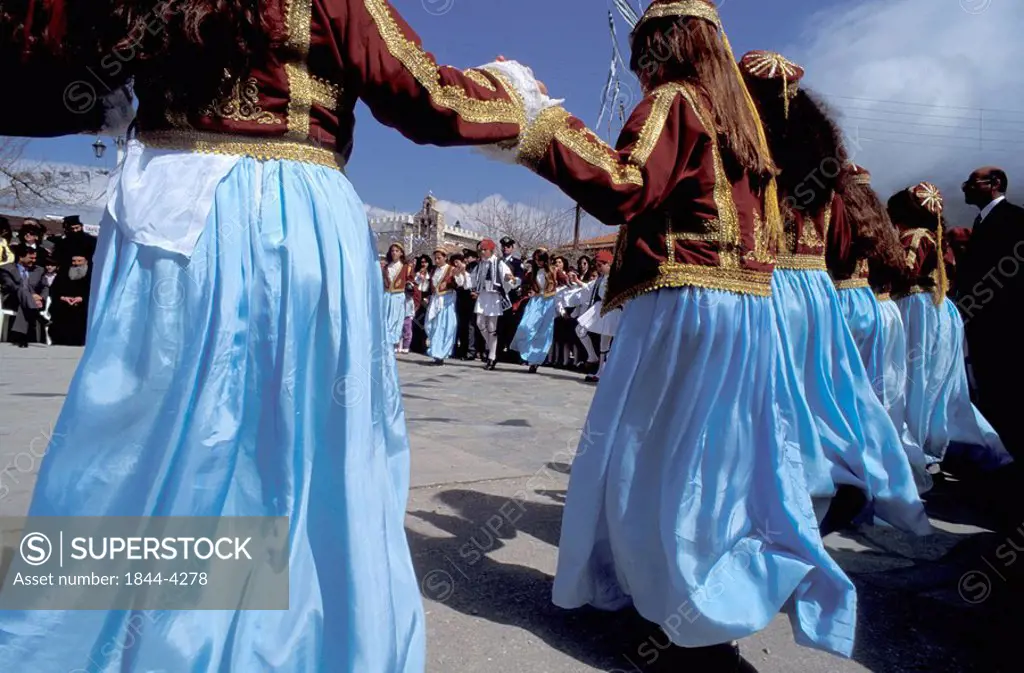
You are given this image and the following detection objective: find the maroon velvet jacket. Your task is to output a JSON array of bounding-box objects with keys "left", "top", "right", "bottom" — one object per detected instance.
[
  {"left": 776, "top": 191, "right": 848, "bottom": 275},
  {"left": 825, "top": 194, "right": 870, "bottom": 290},
  {"left": 2, "top": 1, "right": 529, "bottom": 167},
  {"left": 514, "top": 82, "right": 777, "bottom": 310},
  {"left": 895, "top": 224, "right": 944, "bottom": 297}
]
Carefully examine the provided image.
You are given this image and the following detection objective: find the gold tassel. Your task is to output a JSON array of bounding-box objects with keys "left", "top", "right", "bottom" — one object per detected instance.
[
  {"left": 933, "top": 213, "right": 948, "bottom": 307},
  {"left": 721, "top": 31, "right": 783, "bottom": 251},
  {"left": 782, "top": 77, "right": 789, "bottom": 119}
]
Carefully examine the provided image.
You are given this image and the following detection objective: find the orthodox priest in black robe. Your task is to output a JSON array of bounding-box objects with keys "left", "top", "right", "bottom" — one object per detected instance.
[{"left": 48, "top": 241, "right": 92, "bottom": 346}]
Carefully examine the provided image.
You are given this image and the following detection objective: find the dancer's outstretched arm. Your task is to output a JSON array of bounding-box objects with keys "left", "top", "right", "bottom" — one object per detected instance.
[
  {"left": 486, "top": 81, "right": 711, "bottom": 227},
  {"left": 335, "top": 0, "right": 553, "bottom": 148}
]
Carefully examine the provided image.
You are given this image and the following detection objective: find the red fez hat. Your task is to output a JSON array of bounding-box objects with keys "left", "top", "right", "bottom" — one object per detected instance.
[
  {"left": 910, "top": 182, "right": 943, "bottom": 216},
  {"left": 595, "top": 250, "right": 614, "bottom": 264},
  {"left": 479, "top": 238, "right": 496, "bottom": 251},
  {"left": 740, "top": 50, "right": 804, "bottom": 118},
  {"left": 740, "top": 51, "right": 805, "bottom": 86},
  {"left": 846, "top": 163, "right": 871, "bottom": 186}
]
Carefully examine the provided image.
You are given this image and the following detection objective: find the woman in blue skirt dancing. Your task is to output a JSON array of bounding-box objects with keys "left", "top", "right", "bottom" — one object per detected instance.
[
  {"left": 740, "top": 51, "right": 929, "bottom": 536},
  {"left": 487, "top": 2, "right": 857, "bottom": 668},
  {"left": 830, "top": 164, "right": 931, "bottom": 491},
  {"left": 888, "top": 184, "right": 1011, "bottom": 472},
  {"left": 512, "top": 250, "right": 570, "bottom": 373},
  {"left": 0, "top": 1, "right": 554, "bottom": 671}
]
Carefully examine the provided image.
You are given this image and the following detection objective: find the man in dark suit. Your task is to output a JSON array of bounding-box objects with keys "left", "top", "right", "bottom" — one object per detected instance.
[
  {"left": 1, "top": 243, "right": 49, "bottom": 347},
  {"left": 455, "top": 248, "right": 481, "bottom": 359},
  {"left": 497, "top": 236, "right": 526, "bottom": 363},
  {"left": 958, "top": 166, "right": 1024, "bottom": 463}
]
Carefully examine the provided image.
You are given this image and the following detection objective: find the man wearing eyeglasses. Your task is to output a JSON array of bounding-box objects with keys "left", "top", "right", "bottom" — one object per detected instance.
[{"left": 958, "top": 166, "right": 1024, "bottom": 464}]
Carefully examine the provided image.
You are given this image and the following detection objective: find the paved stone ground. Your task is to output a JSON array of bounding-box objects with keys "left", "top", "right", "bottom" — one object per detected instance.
[{"left": 0, "top": 345, "right": 1016, "bottom": 672}]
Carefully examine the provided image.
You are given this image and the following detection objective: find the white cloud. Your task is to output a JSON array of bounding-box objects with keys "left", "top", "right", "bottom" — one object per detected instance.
[{"left": 791, "top": 0, "right": 1024, "bottom": 224}]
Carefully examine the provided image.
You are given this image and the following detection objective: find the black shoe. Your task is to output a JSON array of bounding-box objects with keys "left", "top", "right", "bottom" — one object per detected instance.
[
  {"left": 16, "top": 342, "right": 29, "bottom": 349},
  {"left": 681, "top": 642, "right": 759, "bottom": 672},
  {"left": 584, "top": 375, "right": 599, "bottom": 383},
  {"left": 433, "top": 358, "right": 444, "bottom": 366},
  {"left": 528, "top": 365, "right": 538, "bottom": 374},
  {"left": 820, "top": 485, "right": 869, "bottom": 537}
]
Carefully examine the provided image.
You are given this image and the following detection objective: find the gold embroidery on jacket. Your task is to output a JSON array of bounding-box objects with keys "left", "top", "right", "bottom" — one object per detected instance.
[
  {"left": 139, "top": 130, "right": 346, "bottom": 171},
  {"left": 284, "top": 0, "right": 314, "bottom": 140},
  {"left": 902, "top": 228, "right": 934, "bottom": 270},
  {"left": 518, "top": 106, "right": 571, "bottom": 168},
  {"left": 465, "top": 69, "right": 497, "bottom": 92},
  {"left": 672, "top": 84, "right": 741, "bottom": 268},
  {"left": 365, "top": 0, "right": 525, "bottom": 128},
  {"left": 554, "top": 125, "right": 643, "bottom": 186},
  {"left": 310, "top": 75, "right": 340, "bottom": 110},
  {"left": 630, "top": 82, "right": 683, "bottom": 166},
  {"left": 745, "top": 209, "right": 775, "bottom": 264},
  {"left": 798, "top": 206, "right": 825, "bottom": 251},
  {"left": 201, "top": 74, "right": 282, "bottom": 125}
]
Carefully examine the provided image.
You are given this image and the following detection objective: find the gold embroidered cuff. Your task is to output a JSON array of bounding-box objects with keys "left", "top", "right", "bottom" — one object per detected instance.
[
  {"left": 139, "top": 130, "right": 346, "bottom": 171},
  {"left": 516, "top": 105, "right": 572, "bottom": 170},
  {"left": 833, "top": 277, "right": 871, "bottom": 291}
]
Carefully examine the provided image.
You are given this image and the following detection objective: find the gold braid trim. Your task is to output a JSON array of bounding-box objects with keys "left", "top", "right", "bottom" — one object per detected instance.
[
  {"left": 902, "top": 228, "right": 934, "bottom": 272},
  {"left": 629, "top": 82, "right": 685, "bottom": 166},
  {"left": 284, "top": 0, "right": 314, "bottom": 140},
  {"left": 517, "top": 106, "right": 572, "bottom": 170},
  {"left": 636, "top": 1, "right": 722, "bottom": 30},
  {"left": 875, "top": 292, "right": 891, "bottom": 302},
  {"left": 603, "top": 265, "right": 772, "bottom": 314},
  {"left": 934, "top": 214, "right": 948, "bottom": 306},
  {"left": 834, "top": 277, "right": 871, "bottom": 291},
  {"left": 464, "top": 69, "right": 497, "bottom": 92},
  {"left": 139, "top": 130, "right": 347, "bottom": 171},
  {"left": 364, "top": 0, "right": 525, "bottom": 128},
  {"left": 673, "top": 84, "right": 741, "bottom": 267},
  {"left": 517, "top": 106, "right": 643, "bottom": 186},
  {"left": 310, "top": 76, "right": 340, "bottom": 110},
  {"left": 775, "top": 253, "right": 827, "bottom": 271}
]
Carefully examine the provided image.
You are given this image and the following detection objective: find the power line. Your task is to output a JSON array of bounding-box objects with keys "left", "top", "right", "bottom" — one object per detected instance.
[{"left": 819, "top": 93, "right": 1024, "bottom": 116}]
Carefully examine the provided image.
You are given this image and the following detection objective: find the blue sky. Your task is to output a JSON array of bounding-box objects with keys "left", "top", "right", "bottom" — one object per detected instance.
[
  {"left": 19, "top": 0, "right": 838, "bottom": 217},
  {"left": 17, "top": 0, "right": 1023, "bottom": 228}
]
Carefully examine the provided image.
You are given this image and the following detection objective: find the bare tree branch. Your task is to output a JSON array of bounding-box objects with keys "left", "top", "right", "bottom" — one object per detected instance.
[
  {"left": 0, "top": 137, "right": 105, "bottom": 211},
  {"left": 467, "top": 197, "right": 576, "bottom": 252}
]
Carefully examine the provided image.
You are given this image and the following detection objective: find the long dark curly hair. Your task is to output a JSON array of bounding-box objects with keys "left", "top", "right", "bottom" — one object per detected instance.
[
  {"left": 4, "top": 1, "right": 276, "bottom": 108},
  {"left": 836, "top": 174, "right": 905, "bottom": 291},
  {"left": 745, "top": 81, "right": 847, "bottom": 215}
]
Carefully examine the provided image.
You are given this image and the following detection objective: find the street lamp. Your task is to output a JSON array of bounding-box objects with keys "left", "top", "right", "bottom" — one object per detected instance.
[{"left": 92, "top": 137, "right": 107, "bottom": 159}]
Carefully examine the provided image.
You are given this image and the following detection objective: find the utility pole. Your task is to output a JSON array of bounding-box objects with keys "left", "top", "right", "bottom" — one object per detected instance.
[{"left": 573, "top": 204, "right": 582, "bottom": 250}]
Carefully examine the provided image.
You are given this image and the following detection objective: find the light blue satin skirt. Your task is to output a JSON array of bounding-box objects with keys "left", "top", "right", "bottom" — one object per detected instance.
[
  {"left": 0, "top": 159, "right": 425, "bottom": 673},
  {"left": 553, "top": 287, "right": 857, "bottom": 657},
  {"left": 511, "top": 294, "right": 558, "bottom": 365},
  {"left": 771, "top": 270, "right": 928, "bottom": 534},
  {"left": 383, "top": 291, "right": 406, "bottom": 348},
  {"left": 897, "top": 293, "right": 1009, "bottom": 468},
  {"left": 839, "top": 288, "right": 930, "bottom": 492},
  {"left": 425, "top": 293, "right": 457, "bottom": 360},
  {"left": 876, "top": 298, "right": 932, "bottom": 492}
]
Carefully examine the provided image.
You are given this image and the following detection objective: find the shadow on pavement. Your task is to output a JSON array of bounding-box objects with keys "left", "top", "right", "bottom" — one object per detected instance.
[{"left": 409, "top": 487, "right": 1016, "bottom": 673}]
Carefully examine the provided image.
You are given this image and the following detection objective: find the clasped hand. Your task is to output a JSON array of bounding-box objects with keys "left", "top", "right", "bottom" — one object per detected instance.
[{"left": 495, "top": 55, "right": 547, "bottom": 96}]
